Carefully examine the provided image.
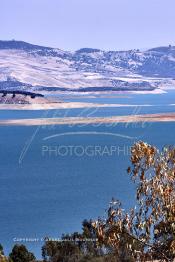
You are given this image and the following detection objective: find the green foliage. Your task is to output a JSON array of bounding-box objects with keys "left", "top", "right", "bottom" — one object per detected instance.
[
  {"left": 0, "top": 244, "right": 4, "bottom": 256},
  {"left": 9, "top": 244, "right": 35, "bottom": 262},
  {"left": 41, "top": 220, "right": 104, "bottom": 262}
]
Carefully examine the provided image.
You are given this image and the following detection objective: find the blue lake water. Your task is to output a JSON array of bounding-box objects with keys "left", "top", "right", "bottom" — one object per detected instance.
[
  {"left": 0, "top": 91, "right": 175, "bottom": 258},
  {"left": 1, "top": 90, "right": 175, "bottom": 121},
  {"left": 52, "top": 89, "right": 175, "bottom": 105},
  {"left": 0, "top": 105, "right": 175, "bottom": 120}
]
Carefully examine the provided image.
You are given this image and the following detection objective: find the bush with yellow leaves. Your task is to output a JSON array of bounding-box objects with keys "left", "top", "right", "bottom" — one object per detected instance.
[{"left": 92, "top": 141, "right": 175, "bottom": 262}]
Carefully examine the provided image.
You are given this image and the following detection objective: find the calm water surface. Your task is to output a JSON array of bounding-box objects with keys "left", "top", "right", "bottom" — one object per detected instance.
[{"left": 0, "top": 91, "right": 175, "bottom": 257}]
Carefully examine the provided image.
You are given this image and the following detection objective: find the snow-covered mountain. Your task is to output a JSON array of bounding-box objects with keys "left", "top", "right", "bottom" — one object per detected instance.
[{"left": 0, "top": 40, "right": 175, "bottom": 92}]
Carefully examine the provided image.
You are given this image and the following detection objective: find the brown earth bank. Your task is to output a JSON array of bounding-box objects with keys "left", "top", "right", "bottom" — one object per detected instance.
[{"left": 1, "top": 112, "right": 175, "bottom": 126}]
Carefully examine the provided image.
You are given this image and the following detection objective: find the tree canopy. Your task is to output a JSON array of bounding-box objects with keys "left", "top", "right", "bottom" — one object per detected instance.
[{"left": 92, "top": 141, "right": 175, "bottom": 261}]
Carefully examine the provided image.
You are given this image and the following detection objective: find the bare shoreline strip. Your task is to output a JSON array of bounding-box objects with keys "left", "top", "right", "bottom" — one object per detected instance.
[
  {"left": 1, "top": 113, "right": 175, "bottom": 126},
  {"left": 0, "top": 102, "right": 153, "bottom": 110}
]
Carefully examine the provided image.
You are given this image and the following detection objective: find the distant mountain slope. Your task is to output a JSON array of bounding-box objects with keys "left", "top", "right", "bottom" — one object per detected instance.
[
  {"left": 0, "top": 40, "right": 51, "bottom": 50},
  {"left": 0, "top": 40, "right": 175, "bottom": 92}
]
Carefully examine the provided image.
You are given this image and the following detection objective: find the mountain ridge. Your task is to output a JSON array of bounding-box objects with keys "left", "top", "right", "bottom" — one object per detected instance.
[
  {"left": 1, "top": 40, "right": 174, "bottom": 53},
  {"left": 0, "top": 40, "right": 175, "bottom": 93}
]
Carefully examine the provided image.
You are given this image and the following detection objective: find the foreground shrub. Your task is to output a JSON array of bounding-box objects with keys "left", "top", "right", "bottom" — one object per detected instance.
[{"left": 92, "top": 142, "right": 175, "bottom": 261}]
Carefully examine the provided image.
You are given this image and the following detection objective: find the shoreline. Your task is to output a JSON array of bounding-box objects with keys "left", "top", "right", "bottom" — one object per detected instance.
[
  {"left": 0, "top": 86, "right": 170, "bottom": 110},
  {"left": 41, "top": 88, "right": 166, "bottom": 96},
  {"left": 1, "top": 112, "right": 175, "bottom": 126},
  {"left": 0, "top": 102, "right": 154, "bottom": 110}
]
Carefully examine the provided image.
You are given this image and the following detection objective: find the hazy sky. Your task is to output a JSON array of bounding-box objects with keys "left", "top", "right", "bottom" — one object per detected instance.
[{"left": 1, "top": 0, "right": 175, "bottom": 51}]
